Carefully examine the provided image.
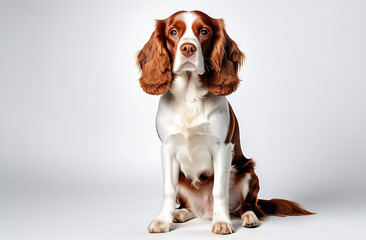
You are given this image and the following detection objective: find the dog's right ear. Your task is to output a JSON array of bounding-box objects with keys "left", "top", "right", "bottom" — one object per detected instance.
[{"left": 136, "top": 20, "right": 172, "bottom": 95}]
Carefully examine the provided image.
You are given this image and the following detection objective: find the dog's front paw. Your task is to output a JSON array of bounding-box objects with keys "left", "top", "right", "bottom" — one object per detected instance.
[
  {"left": 147, "top": 219, "right": 171, "bottom": 233},
  {"left": 211, "top": 221, "right": 234, "bottom": 235}
]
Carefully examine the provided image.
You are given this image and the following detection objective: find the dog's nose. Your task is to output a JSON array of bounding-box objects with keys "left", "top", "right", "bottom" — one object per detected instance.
[{"left": 180, "top": 43, "right": 197, "bottom": 57}]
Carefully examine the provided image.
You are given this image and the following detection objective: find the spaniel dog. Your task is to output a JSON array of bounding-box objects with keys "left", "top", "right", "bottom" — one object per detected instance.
[{"left": 136, "top": 10, "right": 312, "bottom": 235}]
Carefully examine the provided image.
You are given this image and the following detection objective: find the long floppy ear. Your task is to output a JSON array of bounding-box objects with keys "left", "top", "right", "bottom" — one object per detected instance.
[
  {"left": 202, "top": 19, "right": 245, "bottom": 96},
  {"left": 136, "top": 20, "right": 172, "bottom": 95}
]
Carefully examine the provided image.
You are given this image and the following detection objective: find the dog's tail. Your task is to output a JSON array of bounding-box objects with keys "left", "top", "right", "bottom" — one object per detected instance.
[{"left": 257, "top": 198, "right": 314, "bottom": 217}]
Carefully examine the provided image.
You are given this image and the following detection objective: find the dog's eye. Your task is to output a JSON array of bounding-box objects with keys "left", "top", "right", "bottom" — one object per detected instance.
[
  {"left": 200, "top": 28, "right": 209, "bottom": 36},
  {"left": 170, "top": 29, "right": 178, "bottom": 37}
]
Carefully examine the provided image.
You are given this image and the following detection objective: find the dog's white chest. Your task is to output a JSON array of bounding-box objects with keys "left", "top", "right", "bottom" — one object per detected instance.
[
  {"left": 157, "top": 102, "right": 230, "bottom": 184},
  {"left": 155, "top": 74, "right": 231, "bottom": 184},
  {"left": 171, "top": 121, "right": 216, "bottom": 183}
]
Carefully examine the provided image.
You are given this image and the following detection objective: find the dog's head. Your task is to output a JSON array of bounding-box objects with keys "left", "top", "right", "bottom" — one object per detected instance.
[{"left": 136, "top": 11, "right": 245, "bottom": 96}]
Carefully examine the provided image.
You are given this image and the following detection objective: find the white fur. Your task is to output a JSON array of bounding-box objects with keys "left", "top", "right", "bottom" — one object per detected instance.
[
  {"left": 241, "top": 210, "right": 260, "bottom": 227},
  {"left": 174, "top": 208, "right": 195, "bottom": 223},
  {"left": 148, "top": 11, "right": 234, "bottom": 233},
  {"left": 241, "top": 173, "right": 251, "bottom": 200}
]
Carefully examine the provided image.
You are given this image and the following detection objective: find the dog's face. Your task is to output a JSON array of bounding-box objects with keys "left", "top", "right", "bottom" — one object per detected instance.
[
  {"left": 137, "top": 11, "right": 245, "bottom": 96},
  {"left": 164, "top": 11, "right": 213, "bottom": 75}
]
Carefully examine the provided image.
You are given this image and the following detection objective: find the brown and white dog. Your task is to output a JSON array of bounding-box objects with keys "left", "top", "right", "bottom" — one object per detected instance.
[{"left": 136, "top": 10, "right": 313, "bottom": 235}]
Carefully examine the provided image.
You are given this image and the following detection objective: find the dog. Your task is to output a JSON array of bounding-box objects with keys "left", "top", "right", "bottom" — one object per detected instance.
[{"left": 136, "top": 10, "right": 313, "bottom": 235}]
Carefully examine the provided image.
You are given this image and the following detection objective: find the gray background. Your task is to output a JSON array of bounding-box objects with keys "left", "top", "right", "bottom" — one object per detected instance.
[{"left": 1, "top": 0, "right": 365, "bottom": 239}]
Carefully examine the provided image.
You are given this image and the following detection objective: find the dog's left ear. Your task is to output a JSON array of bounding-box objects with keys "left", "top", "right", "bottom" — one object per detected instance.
[
  {"left": 136, "top": 20, "right": 172, "bottom": 95},
  {"left": 203, "top": 19, "right": 245, "bottom": 96}
]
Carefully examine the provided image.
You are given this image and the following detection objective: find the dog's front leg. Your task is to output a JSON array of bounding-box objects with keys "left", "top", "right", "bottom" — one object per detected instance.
[
  {"left": 211, "top": 143, "right": 234, "bottom": 235},
  {"left": 148, "top": 143, "right": 180, "bottom": 233}
]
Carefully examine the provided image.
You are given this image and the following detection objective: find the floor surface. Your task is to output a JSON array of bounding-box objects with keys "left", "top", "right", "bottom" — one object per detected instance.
[{"left": 1, "top": 183, "right": 365, "bottom": 240}]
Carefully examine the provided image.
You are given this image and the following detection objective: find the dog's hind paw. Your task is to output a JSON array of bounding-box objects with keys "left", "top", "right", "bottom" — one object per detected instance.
[{"left": 241, "top": 211, "right": 260, "bottom": 228}]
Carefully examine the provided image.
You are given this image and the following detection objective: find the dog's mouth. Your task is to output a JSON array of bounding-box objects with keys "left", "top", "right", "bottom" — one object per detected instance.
[
  {"left": 181, "top": 62, "right": 196, "bottom": 71},
  {"left": 174, "top": 61, "right": 205, "bottom": 75}
]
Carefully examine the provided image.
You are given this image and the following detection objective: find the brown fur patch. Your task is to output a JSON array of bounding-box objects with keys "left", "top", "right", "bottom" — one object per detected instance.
[
  {"left": 200, "top": 16, "right": 245, "bottom": 96},
  {"left": 136, "top": 20, "right": 172, "bottom": 95}
]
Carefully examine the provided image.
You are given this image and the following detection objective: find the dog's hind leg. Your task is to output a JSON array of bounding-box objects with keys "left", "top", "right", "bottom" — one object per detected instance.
[{"left": 236, "top": 171, "right": 261, "bottom": 228}]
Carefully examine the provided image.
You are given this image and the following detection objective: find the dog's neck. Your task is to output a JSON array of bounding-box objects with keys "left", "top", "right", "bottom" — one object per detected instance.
[
  {"left": 168, "top": 71, "right": 209, "bottom": 126},
  {"left": 169, "top": 71, "right": 209, "bottom": 103}
]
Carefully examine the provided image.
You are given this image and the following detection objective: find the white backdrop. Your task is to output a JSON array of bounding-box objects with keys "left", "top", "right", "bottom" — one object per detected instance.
[{"left": 1, "top": 0, "right": 366, "bottom": 239}]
